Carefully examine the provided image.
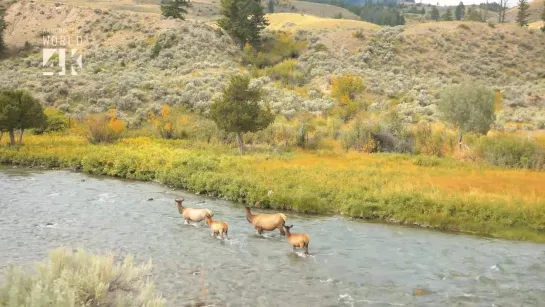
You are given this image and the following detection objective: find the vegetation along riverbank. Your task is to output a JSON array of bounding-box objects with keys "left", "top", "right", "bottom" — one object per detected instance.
[{"left": 1, "top": 134, "right": 545, "bottom": 242}]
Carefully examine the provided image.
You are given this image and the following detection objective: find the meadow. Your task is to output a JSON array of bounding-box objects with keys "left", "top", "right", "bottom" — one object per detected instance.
[{"left": 1, "top": 134, "right": 545, "bottom": 242}]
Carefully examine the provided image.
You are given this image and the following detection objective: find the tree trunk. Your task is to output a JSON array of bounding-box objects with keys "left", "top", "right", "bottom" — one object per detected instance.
[
  {"left": 9, "top": 130, "right": 16, "bottom": 146},
  {"left": 484, "top": 0, "right": 488, "bottom": 21},
  {"left": 236, "top": 132, "right": 244, "bottom": 154},
  {"left": 0, "top": 131, "right": 3, "bottom": 143},
  {"left": 18, "top": 129, "right": 24, "bottom": 145},
  {"left": 458, "top": 131, "right": 463, "bottom": 151}
]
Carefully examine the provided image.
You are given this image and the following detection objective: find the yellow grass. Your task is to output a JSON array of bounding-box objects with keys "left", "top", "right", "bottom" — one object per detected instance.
[
  {"left": 529, "top": 21, "right": 544, "bottom": 29},
  {"left": 2, "top": 135, "right": 545, "bottom": 242},
  {"left": 266, "top": 13, "right": 380, "bottom": 31}
]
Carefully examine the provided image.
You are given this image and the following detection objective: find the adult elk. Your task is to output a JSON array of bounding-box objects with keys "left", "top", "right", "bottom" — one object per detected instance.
[
  {"left": 175, "top": 199, "right": 213, "bottom": 224},
  {"left": 245, "top": 207, "right": 287, "bottom": 235}
]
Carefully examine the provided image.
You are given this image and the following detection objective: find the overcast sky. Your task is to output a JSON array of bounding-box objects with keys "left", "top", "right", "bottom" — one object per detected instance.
[{"left": 418, "top": 0, "right": 518, "bottom": 7}]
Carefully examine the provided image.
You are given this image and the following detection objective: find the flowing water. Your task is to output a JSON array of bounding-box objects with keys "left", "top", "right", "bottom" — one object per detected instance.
[{"left": 1, "top": 166, "right": 545, "bottom": 306}]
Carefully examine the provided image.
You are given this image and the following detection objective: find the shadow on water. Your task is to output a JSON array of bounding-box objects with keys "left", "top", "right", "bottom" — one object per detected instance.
[{"left": 1, "top": 167, "right": 545, "bottom": 306}]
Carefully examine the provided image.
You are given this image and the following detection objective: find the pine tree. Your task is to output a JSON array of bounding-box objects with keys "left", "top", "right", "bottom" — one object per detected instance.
[
  {"left": 218, "top": 0, "right": 269, "bottom": 50},
  {"left": 209, "top": 75, "right": 274, "bottom": 154},
  {"left": 466, "top": 7, "right": 483, "bottom": 21},
  {"left": 160, "top": 0, "right": 190, "bottom": 20},
  {"left": 455, "top": 1, "right": 466, "bottom": 20},
  {"left": 430, "top": 5, "right": 440, "bottom": 20},
  {"left": 268, "top": 0, "right": 275, "bottom": 13},
  {"left": 516, "top": 0, "right": 530, "bottom": 27},
  {"left": 442, "top": 8, "right": 454, "bottom": 21},
  {"left": 0, "top": 8, "right": 6, "bottom": 54},
  {"left": 541, "top": 0, "right": 545, "bottom": 32}
]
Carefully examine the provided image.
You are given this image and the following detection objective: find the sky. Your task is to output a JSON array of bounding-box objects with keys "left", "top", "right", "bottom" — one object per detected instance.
[{"left": 417, "top": 0, "right": 519, "bottom": 7}]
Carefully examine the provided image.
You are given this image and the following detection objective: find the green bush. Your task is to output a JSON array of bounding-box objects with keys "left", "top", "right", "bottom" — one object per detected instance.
[
  {"left": 265, "top": 59, "right": 307, "bottom": 86},
  {"left": 475, "top": 135, "right": 545, "bottom": 170},
  {"left": 0, "top": 248, "right": 165, "bottom": 307},
  {"left": 33, "top": 108, "right": 70, "bottom": 134},
  {"left": 414, "top": 123, "right": 445, "bottom": 157},
  {"left": 242, "top": 32, "right": 307, "bottom": 68}
]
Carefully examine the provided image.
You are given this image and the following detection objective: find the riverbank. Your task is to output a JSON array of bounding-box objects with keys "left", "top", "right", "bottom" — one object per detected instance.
[{"left": 1, "top": 134, "right": 545, "bottom": 242}]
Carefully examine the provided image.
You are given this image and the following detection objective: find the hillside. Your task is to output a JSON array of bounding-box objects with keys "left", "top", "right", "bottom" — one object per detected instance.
[
  {"left": 36, "top": 0, "right": 359, "bottom": 20},
  {"left": 505, "top": 0, "right": 544, "bottom": 23},
  {"left": 0, "top": 2, "right": 544, "bottom": 129}
]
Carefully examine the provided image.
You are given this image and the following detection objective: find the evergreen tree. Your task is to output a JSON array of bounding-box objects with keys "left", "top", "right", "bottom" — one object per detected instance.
[
  {"left": 0, "top": 8, "right": 6, "bottom": 54},
  {"left": 442, "top": 8, "right": 454, "bottom": 21},
  {"left": 0, "top": 90, "right": 46, "bottom": 145},
  {"left": 209, "top": 76, "right": 274, "bottom": 154},
  {"left": 541, "top": 0, "right": 545, "bottom": 32},
  {"left": 160, "top": 0, "right": 190, "bottom": 20},
  {"left": 516, "top": 0, "right": 530, "bottom": 27},
  {"left": 466, "top": 7, "right": 483, "bottom": 21},
  {"left": 430, "top": 5, "right": 440, "bottom": 21},
  {"left": 455, "top": 1, "right": 466, "bottom": 20},
  {"left": 268, "top": 0, "right": 275, "bottom": 13},
  {"left": 218, "top": 0, "right": 269, "bottom": 50}
]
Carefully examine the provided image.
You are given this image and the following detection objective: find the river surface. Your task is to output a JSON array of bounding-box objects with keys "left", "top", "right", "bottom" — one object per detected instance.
[{"left": 1, "top": 167, "right": 545, "bottom": 306}]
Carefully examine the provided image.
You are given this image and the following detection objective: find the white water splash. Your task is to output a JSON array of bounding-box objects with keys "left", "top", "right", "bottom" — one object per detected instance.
[
  {"left": 339, "top": 294, "right": 354, "bottom": 306},
  {"left": 358, "top": 299, "right": 405, "bottom": 306}
]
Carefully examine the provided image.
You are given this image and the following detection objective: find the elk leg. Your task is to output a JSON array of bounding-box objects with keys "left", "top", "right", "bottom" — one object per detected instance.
[
  {"left": 256, "top": 227, "right": 263, "bottom": 235},
  {"left": 304, "top": 244, "right": 309, "bottom": 255},
  {"left": 184, "top": 219, "right": 189, "bottom": 225}
]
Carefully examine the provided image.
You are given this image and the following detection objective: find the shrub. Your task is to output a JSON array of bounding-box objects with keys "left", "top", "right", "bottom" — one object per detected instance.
[
  {"left": 474, "top": 135, "right": 545, "bottom": 170},
  {"left": 313, "top": 43, "right": 329, "bottom": 52},
  {"left": 457, "top": 24, "right": 471, "bottom": 30},
  {"left": 34, "top": 108, "right": 70, "bottom": 134},
  {"left": 0, "top": 248, "right": 165, "bottom": 307},
  {"left": 414, "top": 123, "right": 445, "bottom": 157},
  {"left": 488, "top": 21, "right": 496, "bottom": 28},
  {"left": 242, "top": 32, "right": 307, "bottom": 68},
  {"left": 353, "top": 30, "right": 365, "bottom": 40},
  {"left": 438, "top": 83, "right": 495, "bottom": 147},
  {"left": 341, "top": 119, "right": 380, "bottom": 153},
  {"left": 149, "top": 105, "right": 183, "bottom": 139},
  {"left": 265, "top": 59, "right": 307, "bottom": 86},
  {"left": 86, "top": 110, "right": 125, "bottom": 144},
  {"left": 331, "top": 73, "right": 364, "bottom": 106}
]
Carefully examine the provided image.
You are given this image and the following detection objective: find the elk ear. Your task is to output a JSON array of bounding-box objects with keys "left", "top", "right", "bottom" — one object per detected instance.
[{"left": 287, "top": 225, "right": 293, "bottom": 229}]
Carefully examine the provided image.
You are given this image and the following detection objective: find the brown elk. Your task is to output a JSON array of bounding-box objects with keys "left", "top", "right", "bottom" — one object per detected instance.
[
  {"left": 245, "top": 207, "right": 287, "bottom": 235},
  {"left": 175, "top": 199, "right": 213, "bottom": 224},
  {"left": 283, "top": 225, "right": 310, "bottom": 255},
  {"left": 205, "top": 214, "right": 229, "bottom": 239}
]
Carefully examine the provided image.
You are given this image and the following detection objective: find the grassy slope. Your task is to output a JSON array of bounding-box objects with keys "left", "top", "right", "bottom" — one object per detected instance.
[
  {"left": 1, "top": 135, "right": 545, "bottom": 242},
  {"left": 266, "top": 13, "right": 380, "bottom": 31},
  {"left": 505, "top": 0, "right": 544, "bottom": 23}
]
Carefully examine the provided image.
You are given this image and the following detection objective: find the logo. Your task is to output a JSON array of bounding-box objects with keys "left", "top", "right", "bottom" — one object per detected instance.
[
  {"left": 42, "top": 49, "right": 83, "bottom": 76},
  {"left": 41, "top": 28, "right": 87, "bottom": 76}
]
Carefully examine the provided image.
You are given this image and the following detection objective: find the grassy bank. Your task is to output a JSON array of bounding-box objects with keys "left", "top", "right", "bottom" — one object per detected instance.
[{"left": 1, "top": 135, "right": 545, "bottom": 242}]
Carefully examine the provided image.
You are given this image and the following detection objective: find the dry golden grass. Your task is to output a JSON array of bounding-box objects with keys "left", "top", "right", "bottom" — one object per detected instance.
[
  {"left": 266, "top": 13, "right": 380, "bottom": 31},
  {"left": 529, "top": 21, "right": 545, "bottom": 29},
  {"left": 2, "top": 134, "right": 545, "bottom": 241},
  {"left": 505, "top": 0, "right": 544, "bottom": 23}
]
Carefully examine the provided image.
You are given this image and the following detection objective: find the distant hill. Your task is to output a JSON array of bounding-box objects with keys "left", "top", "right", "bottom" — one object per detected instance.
[
  {"left": 0, "top": 2, "right": 543, "bottom": 129},
  {"left": 505, "top": 0, "right": 543, "bottom": 23}
]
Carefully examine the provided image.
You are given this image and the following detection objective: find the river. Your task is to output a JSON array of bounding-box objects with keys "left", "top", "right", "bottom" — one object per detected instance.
[{"left": 1, "top": 167, "right": 544, "bottom": 306}]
